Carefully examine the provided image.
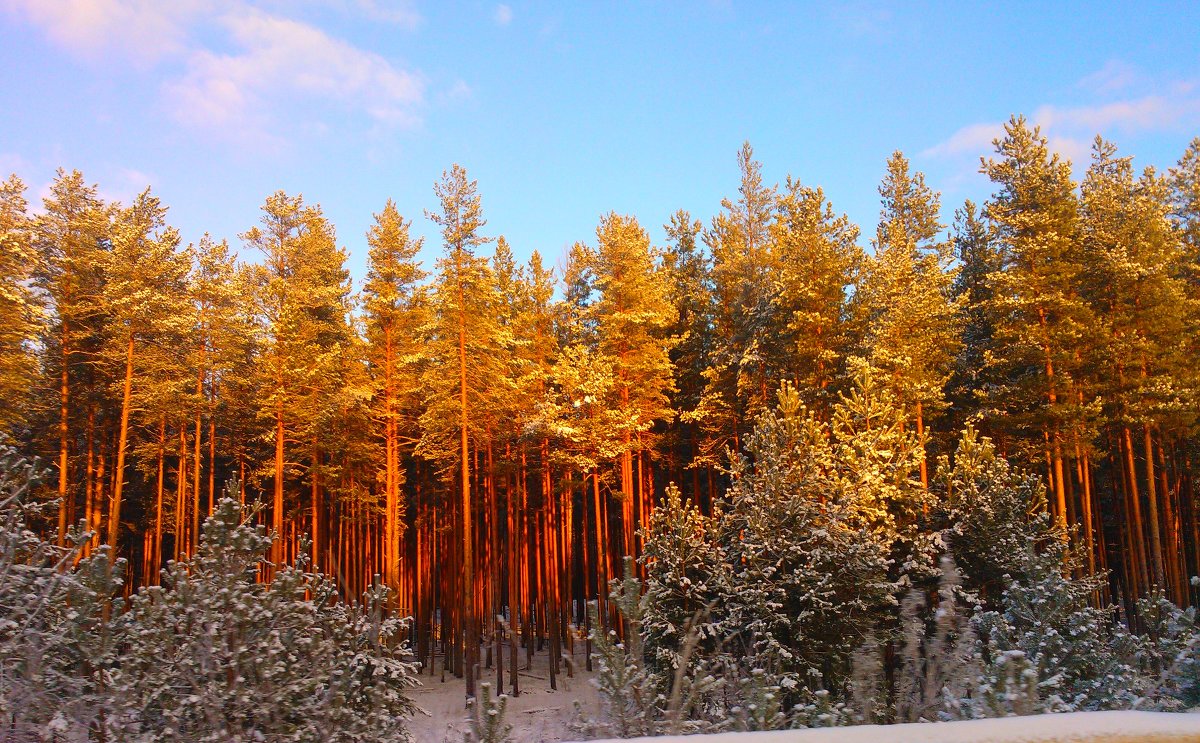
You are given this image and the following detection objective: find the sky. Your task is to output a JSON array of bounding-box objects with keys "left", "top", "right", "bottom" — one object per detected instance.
[{"left": 2, "top": 0, "right": 1199, "bottom": 282}]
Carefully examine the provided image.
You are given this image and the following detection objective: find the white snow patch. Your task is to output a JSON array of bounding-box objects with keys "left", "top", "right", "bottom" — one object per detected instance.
[
  {"left": 586, "top": 711, "right": 1200, "bottom": 743},
  {"left": 407, "top": 639, "right": 600, "bottom": 743}
]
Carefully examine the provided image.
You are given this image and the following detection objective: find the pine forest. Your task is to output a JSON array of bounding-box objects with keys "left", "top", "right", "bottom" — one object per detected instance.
[{"left": 4, "top": 118, "right": 1200, "bottom": 740}]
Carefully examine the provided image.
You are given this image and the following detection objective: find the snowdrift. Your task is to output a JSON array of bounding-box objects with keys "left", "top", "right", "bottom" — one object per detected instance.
[{"left": 587, "top": 711, "right": 1200, "bottom": 743}]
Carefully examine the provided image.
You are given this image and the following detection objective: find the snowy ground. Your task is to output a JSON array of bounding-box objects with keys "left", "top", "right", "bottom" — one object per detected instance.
[
  {"left": 406, "top": 631, "right": 601, "bottom": 743},
  {"left": 592, "top": 710, "right": 1200, "bottom": 743},
  {"left": 404, "top": 641, "right": 1199, "bottom": 743}
]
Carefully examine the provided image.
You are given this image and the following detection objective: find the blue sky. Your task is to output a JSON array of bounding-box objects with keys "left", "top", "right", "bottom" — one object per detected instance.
[{"left": 2, "top": 1, "right": 1198, "bottom": 282}]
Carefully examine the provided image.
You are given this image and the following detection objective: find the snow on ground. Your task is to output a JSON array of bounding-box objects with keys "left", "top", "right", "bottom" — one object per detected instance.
[
  {"left": 592, "top": 711, "right": 1200, "bottom": 743},
  {"left": 407, "top": 633, "right": 600, "bottom": 743}
]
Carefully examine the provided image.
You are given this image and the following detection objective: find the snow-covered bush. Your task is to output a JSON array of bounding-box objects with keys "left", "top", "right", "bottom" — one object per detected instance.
[
  {"left": 107, "top": 492, "right": 419, "bottom": 742},
  {"left": 465, "top": 682, "right": 512, "bottom": 743},
  {"left": 641, "top": 483, "right": 727, "bottom": 678},
  {"left": 0, "top": 444, "right": 121, "bottom": 741},
  {"left": 715, "top": 364, "right": 928, "bottom": 698},
  {"left": 585, "top": 558, "right": 666, "bottom": 739},
  {"left": 1122, "top": 587, "right": 1200, "bottom": 709},
  {"left": 0, "top": 451, "right": 419, "bottom": 743},
  {"left": 938, "top": 425, "right": 1055, "bottom": 603},
  {"left": 582, "top": 556, "right": 723, "bottom": 739}
]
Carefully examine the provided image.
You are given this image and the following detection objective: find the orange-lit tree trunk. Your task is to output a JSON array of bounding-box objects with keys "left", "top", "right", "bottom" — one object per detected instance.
[
  {"left": 106, "top": 334, "right": 135, "bottom": 557},
  {"left": 456, "top": 248, "right": 476, "bottom": 699},
  {"left": 1143, "top": 425, "right": 1166, "bottom": 589},
  {"left": 273, "top": 401, "right": 285, "bottom": 570},
  {"left": 56, "top": 326, "right": 70, "bottom": 546}
]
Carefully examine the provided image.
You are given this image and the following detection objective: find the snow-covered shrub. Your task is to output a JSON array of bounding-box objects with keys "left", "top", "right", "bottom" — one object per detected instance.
[
  {"left": 1122, "top": 587, "right": 1200, "bottom": 709},
  {"left": 582, "top": 555, "right": 724, "bottom": 739},
  {"left": 716, "top": 364, "right": 926, "bottom": 698},
  {"left": 641, "top": 483, "right": 727, "bottom": 679},
  {"left": 938, "top": 425, "right": 1053, "bottom": 603},
  {"left": 0, "top": 452, "right": 419, "bottom": 743},
  {"left": 465, "top": 682, "right": 512, "bottom": 743},
  {"left": 107, "top": 491, "right": 419, "bottom": 742},
  {"left": 893, "top": 554, "right": 982, "bottom": 723},
  {"left": 585, "top": 558, "right": 665, "bottom": 739},
  {"left": 963, "top": 506, "right": 1133, "bottom": 712},
  {"left": 0, "top": 444, "right": 122, "bottom": 741}
]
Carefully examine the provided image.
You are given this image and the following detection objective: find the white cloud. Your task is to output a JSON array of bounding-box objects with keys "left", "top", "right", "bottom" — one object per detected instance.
[
  {"left": 920, "top": 122, "right": 1004, "bottom": 159},
  {"left": 923, "top": 64, "right": 1200, "bottom": 168},
  {"left": 354, "top": 0, "right": 420, "bottom": 28},
  {"left": 1032, "top": 96, "right": 1195, "bottom": 134},
  {"left": 163, "top": 7, "right": 425, "bottom": 137},
  {"left": 0, "top": 0, "right": 209, "bottom": 65},
  {"left": 1078, "top": 59, "right": 1138, "bottom": 94},
  {"left": 493, "top": 3, "right": 512, "bottom": 26},
  {"left": 3, "top": 0, "right": 429, "bottom": 145}
]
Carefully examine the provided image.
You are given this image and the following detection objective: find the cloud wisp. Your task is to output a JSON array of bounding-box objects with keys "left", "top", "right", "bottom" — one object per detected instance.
[
  {"left": 493, "top": 3, "right": 513, "bottom": 27},
  {"left": 2, "top": 0, "right": 427, "bottom": 146},
  {"left": 922, "top": 66, "right": 1200, "bottom": 168},
  {"left": 164, "top": 7, "right": 425, "bottom": 138}
]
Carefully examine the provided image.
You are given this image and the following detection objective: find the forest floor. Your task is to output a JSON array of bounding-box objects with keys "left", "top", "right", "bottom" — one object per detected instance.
[{"left": 406, "top": 630, "right": 601, "bottom": 743}]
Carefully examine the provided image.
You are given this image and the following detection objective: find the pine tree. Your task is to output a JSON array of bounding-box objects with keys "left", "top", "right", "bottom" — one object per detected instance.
[
  {"left": 697, "top": 143, "right": 778, "bottom": 455},
  {"left": 420, "top": 164, "right": 501, "bottom": 698},
  {"left": 101, "top": 189, "right": 190, "bottom": 556},
  {"left": 981, "top": 115, "right": 1093, "bottom": 531},
  {"left": 0, "top": 175, "right": 40, "bottom": 436},
  {"left": 717, "top": 364, "right": 925, "bottom": 699},
  {"left": 245, "top": 192, "right": 352, "bottom": 571},
  {"left": 1170, "top": 137, "right": 1200, "bottom": 284},
  {"left": 641, "top": 483, "right": 726, "bottom": 675},
  {"left": 854, "top": 152, "right": 960, "bottom": 486},
  {"left": 947, "top": 200, "right": 999, "bottom": 431},
  {"left": 661, "top": 211, "right": 713, "bottom": 489},
  {"left": 32, "top": 170, "right": 110, "bottom": 546},
  {"left": 363, "top": 199, "right": 428, "bottom": 593},
  {"left": 769, "top": 175, "right": 862, "bottom": 418},
  {"left": 589, "top": 212, "right": 676, "bottom": 560},
  {"left": 1081, "top": 138, "right": 1194, "bottom": 594}
]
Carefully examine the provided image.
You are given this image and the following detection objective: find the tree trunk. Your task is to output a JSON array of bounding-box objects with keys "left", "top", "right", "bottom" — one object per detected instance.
[
  {"left": 56, "top": 325, "right": 70, "bottom": 546},
  {"left": 106, "top": 334, "right": 135, "bottom": 557},
  {"left": 1142, "top": 425, "right": 1166, "bottom": 590}
]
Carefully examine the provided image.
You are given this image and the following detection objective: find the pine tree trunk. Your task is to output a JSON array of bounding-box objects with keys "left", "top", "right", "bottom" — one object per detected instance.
[
  {"left": 312, "top": 444, "right": 321, "bottom": 569},
  {"left": 153, "top": 419, "right": 165, "bottom": 584},
  {"left": 456, "top": 250, "right": 475, "bottom": 700},
  {"left": 106, "top": 334, "right": 135, "bottom": 557},
  {"left": 273, "top": 404, "right": 285, "bottom": 570},
  {"left": 1122, "top": 427, "right": 1150, "bottom": 594},
  {"left": 1143, "top": 425, "right": 1166, "bottom": 590},
  {"left": 192, "top": 360, "right": 204, "bottom": 552},
  {"left": 915, "top": 400, "right": 928, "bottom": 489},
  {"left": 56, "top": 325, "right": 70, "bottom": 546}
]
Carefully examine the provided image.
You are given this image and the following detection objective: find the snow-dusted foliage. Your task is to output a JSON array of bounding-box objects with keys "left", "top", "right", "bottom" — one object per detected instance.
[
  {"left": 580, "top": 556, "right": 723, "bottom": 739},
  {"left": 108, "top": 492, "right": 419, "bottom": 742},
  {"left": 715, "top": 363, "right": 929, "bottom": 695},
  {"left": 465, "top": 682, "right": 513, "bottom": 743},
  {"left": 0, "top": 452, "right": 419, "bottom": 742},
  {"left": 0, "top": 445, "right": 122, "bottom": 739},
  {"left": 585, "top": 558, "right": 668, "bottom": 739},
  {"left": 1117, "top": 588, "right": 1199, "bottom": 709},
  {"left": 937, "top": 426, "right": 1054, "bottom": 602},
  {"left": 933, "top": 430, "right": 1135, "bottom": 714},
  {"left": 612, "top": 388, "right": 1200, "bottom": 737},
  {"left": 641, "top": 483, "right": 727, "bottom": 677}
]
